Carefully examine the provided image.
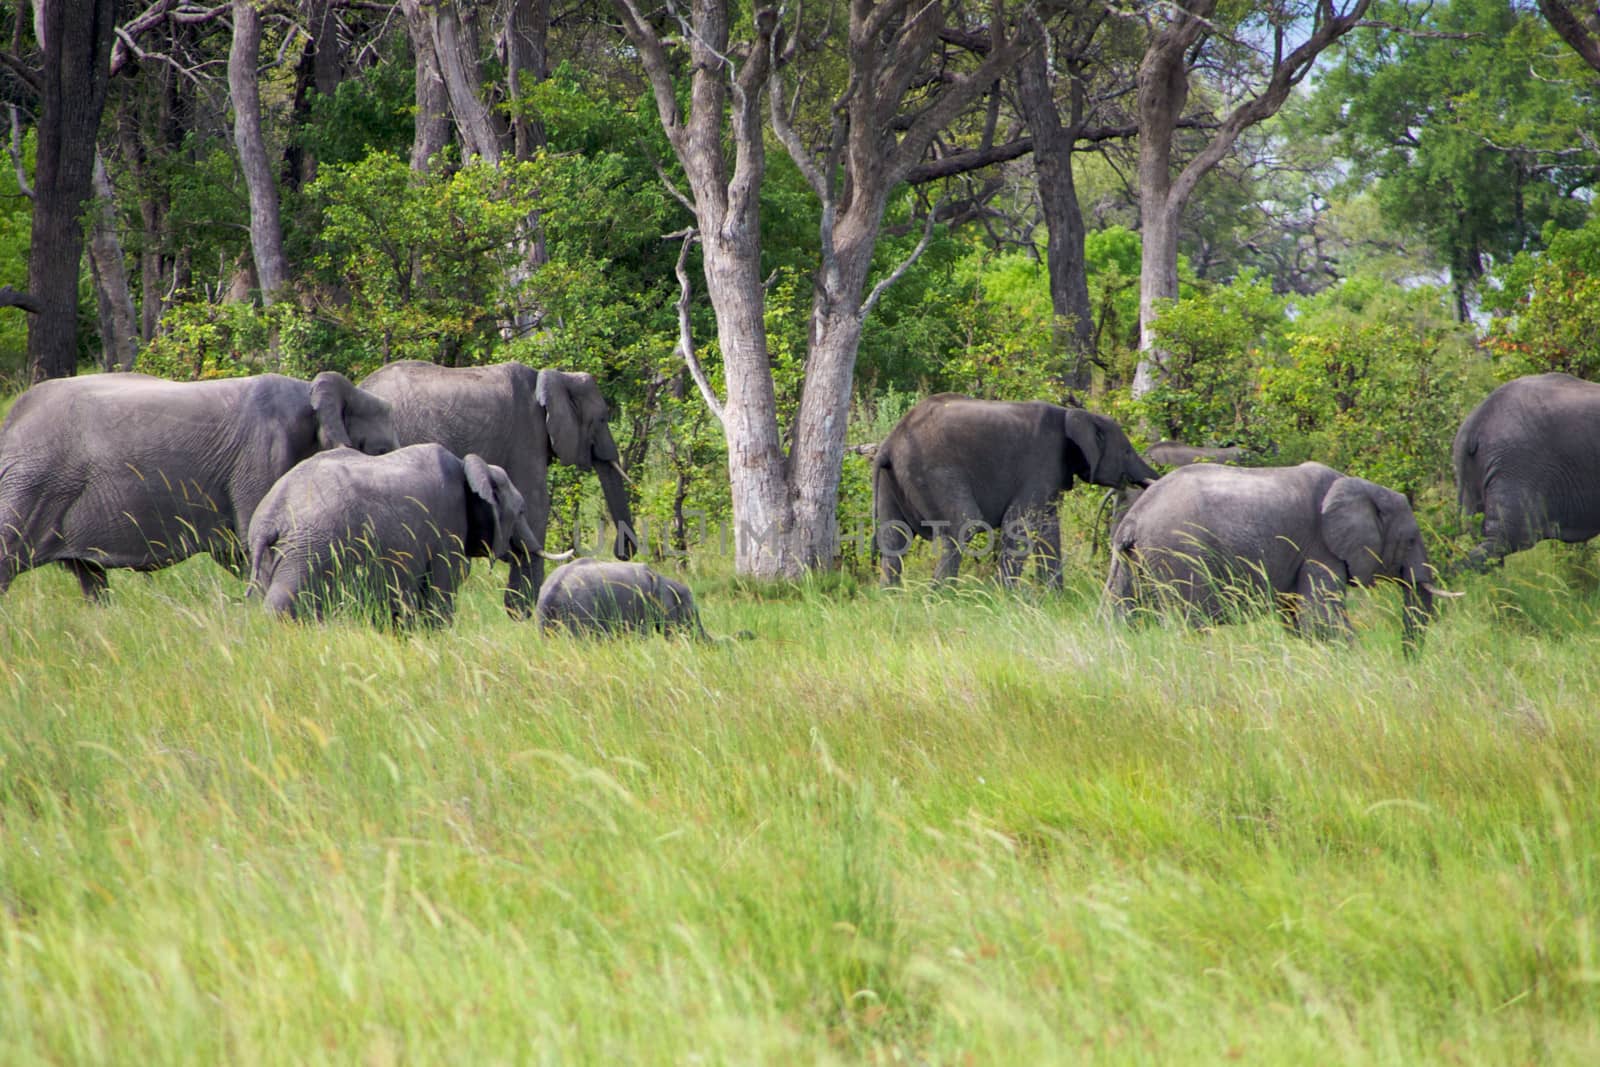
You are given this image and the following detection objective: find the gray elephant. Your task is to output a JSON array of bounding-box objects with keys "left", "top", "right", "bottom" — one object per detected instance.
[
  {"left": 248, "top": 443, "right": 566, "bottom": 624},
  {"left": 536, "top": 558, "right": 707, "bottom": 638},
  {"left": 1106, "top": 462, "right": 1455, "bottom": 647},
  {"left": 359, "top": 361, "right": 635, "bottom": 616},
  {"left": 1453, "top": 373, "right": 1600, "bottom": 567},
  {"left": 0, "top": 371, "right": 396, "bottom": 600},
  {"left": 873, "top": 394, "right": 1159, "bottom": 585},
  {"left": 1144, "top": 440, "right": 1254, "bottom": 467}
]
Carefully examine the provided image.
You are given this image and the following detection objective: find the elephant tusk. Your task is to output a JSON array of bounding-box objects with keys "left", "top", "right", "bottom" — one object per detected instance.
[
  {"left": 1422, "top": 581, "right": 1465, "bottom": 599},
  {"left": 608, "top": 459, "right": 634, "bottom": 487},
  {"left": 538, "top": 548, "right": 575, "bottom": 562}
]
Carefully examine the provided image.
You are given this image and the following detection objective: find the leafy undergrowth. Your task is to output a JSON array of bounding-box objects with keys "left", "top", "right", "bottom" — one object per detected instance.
[{"left": 2, "top": 546, "right": 1599, "bottom": 1064}]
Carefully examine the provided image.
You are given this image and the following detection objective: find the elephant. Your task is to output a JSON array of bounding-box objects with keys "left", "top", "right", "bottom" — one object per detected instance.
[
  {"left": 1105, "top": 461, "right": 1456, "bottom": 647},
  {"left": 0, "top": 371, "right": 396, "bottom": 600},
  {"left": 1453, "top": 373, "right": 1600, "bottom": 567},
  {"left": 872, "top": 394, "right": 1159, "bottom": 585},
  {"left": 1143, "top": 440, "right": 1254, "bottom": 468},
  {"left": 536, "top": 558, "right": 708, "bottom": 638},
  {"left": 359, "top": 360, "right": 635, "bottom": 616},
  {"left": 248, "top": 443, "right": 567, "bottom": 625}
]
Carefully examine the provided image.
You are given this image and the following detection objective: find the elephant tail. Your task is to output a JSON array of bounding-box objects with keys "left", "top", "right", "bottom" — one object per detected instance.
[
  {"left": 247, "top": 527, "right": 281, "bottom": 600},
  {"left": 1103, "top": 527, "right": 1139, "bottom": 622},
  {"left": 872, "top": 454, "right": 910, "bottom": 543}
]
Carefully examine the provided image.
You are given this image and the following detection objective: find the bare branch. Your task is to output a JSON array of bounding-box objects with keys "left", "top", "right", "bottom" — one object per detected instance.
[
  {"left": 8, "top": 106, "right": 32, "bottom": 199},
  {"left": 904, "top": 136, "right": 1034, "bottom": 183},
  {"left": 0, "top": 284, "right": 40, "bottom": 313},
  {"left": 664, "top": 228, "right": 725, "bottom": 426},
  {"left": 861, "top": 197, "right": 940, "bottom": 319}
]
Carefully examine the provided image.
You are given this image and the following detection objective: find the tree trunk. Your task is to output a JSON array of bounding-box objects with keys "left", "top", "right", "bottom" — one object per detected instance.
[
  {"left": 404, "top": 0, "right": 452, "bottom": 171},
  {"left": 230, "top": 0, "right": 290, "bottom": 304},
  {"left": 1129, "top": 2, "right": 1200, "bottom": 399},
  {"left": 702, "top": 230, "right": 797, "bottom": 576},
  {"left": 1017, "top": 45, "right": 1095, "bottom": 391},
  {"left": 88, "top": 153, "right": 138, "bottom": 372},
  {"left": 24, "top": 0, "right": 117, "bottom": 382},
  {"left": 284, "top": 0, "right": 342, "bottom": 190},
  {"left": 413, "top": 0, "right": 501, "bottom": 163},
  {"left": 504, "top": 0, "right": 549, "bottom": 160}
]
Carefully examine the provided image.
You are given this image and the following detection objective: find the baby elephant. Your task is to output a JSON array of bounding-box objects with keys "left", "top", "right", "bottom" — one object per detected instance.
[
  {"left": 536, "top": 558, "right": 707, "bottom": 638},
  {"left": 1106, "top": 462, "right": 1457, "bottom": 648},
  {"left": 249, "top": 443, "right": 560, "bottom": 625}
]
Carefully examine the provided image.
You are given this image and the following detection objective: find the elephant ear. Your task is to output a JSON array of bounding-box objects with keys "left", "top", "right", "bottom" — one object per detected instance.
[
  {"left": 1321, "top": 476, "right": 1386, "bottom": 586},
  {"left": 1061, "top": 409, "right": 1104, "bottom": 485},
  {"left": 464, "top": 454, "right": 511, "bottom": 559},
  {"left": 309, "top": 372, "right": 355, "bottom": 450},
  {"left": 536, "top": 370, "right": 588, "bottom": 468}
]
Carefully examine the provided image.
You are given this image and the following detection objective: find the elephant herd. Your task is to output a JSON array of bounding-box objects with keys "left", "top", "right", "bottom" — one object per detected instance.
[
  {"left": 1, "top": 364, "right": 1596, "bottom": 648},
  {"left": 0, "top": 362, "right": 703, "bottom": 637},
  {"left": 874, "top": 373, "right": 1600, "bottom": 649}
]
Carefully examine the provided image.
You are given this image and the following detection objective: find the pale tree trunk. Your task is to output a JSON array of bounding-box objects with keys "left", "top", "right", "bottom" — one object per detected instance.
[
  {"left": 229, "top": 0, "right": 289, "bottom": 304},
  {"left": 1130, "top": 0, "right": 1371, "bottom": 398},
  {"left": 1017, "top": 39, "right": 1095, "bottom": 391},
  {"left": 615, "top": 0, "right": 799, "bottom": 575},
  {"left": 88, "top": 153, "right": 138, "bottom": 371}
]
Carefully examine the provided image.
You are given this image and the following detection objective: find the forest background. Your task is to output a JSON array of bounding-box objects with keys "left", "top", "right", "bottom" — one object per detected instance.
[{"left": 3, "top": 0, "right": 1600, "bottom": 574}]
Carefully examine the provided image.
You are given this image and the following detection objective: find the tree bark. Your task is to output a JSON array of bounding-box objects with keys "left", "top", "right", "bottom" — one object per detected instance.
[
  {"left": 230, "top": 0, "right": 290, "bottom": 304},
  {"left": 404, "top": 0, "right": 452, "bottom": 171},
  {"left": 25, "top": 0, "right": 118, "bottom": 382},
  {"left": 1016, "top": 39, "right": 1095, "bottom": 391},
  {"left": 504, "top": 0, "right": 549, "bottom": 160},
  {"left": 284, "top": 0, "right": 342, "bottom": 190},
  {"left": 88, "top": 152, "right": 139, "bottom": 372},
  {"left": 409, "top": 0, "right": 501, "bottom": 163}
]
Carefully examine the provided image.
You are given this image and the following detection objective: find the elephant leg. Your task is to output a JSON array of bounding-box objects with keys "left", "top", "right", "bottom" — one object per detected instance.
[
  {"left": 63, "top": 559, "right": 109, "bottom": 602},
  {"left": 0, "top": 534, "right": 26, "bottom": 597},
  {"left": 1032, "top": 506, "right": 1063, "bottom": 589},
  {"left": 418, "top": 552, "right": 462, "bottom": 628},
  {"left": 998, "top": 505, "right": 1028, "bottom": 586},
  {"left": 931, "top": 492, "right": 984, "bottom": 583},
  {"left": 1292, "top": 562, "right": 1352, "bottom": 641},
  {"left": 879, "top": 535, "right": 906, "bottom": 586}
]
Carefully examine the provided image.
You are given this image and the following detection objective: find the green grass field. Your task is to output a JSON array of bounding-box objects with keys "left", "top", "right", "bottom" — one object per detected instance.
[{"left": 3, "top": 544, "right": 1599, "bottom": 1064}]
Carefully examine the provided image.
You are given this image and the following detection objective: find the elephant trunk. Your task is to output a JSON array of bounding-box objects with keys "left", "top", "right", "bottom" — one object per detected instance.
[
  {"left": 597, "top": 460, "right": 637, "bottom": 560},
  {"left": 504, "top": 517, "right": 543, "bottom": 619},
  {"left": 1400, "top": 559, "right": 1437, "bottom": 654},
  {"left": 1127, "top": 451, "right": 1160, "bottom": 488}
]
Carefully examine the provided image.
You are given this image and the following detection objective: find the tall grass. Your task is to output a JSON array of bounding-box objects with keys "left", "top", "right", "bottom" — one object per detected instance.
[{"left": 2, "top": 543, "right": 1599, "bottom": 1063}]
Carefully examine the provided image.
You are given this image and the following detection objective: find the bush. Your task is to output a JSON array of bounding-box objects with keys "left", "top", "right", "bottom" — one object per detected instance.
[
  {"left": 1135, "top": 270, "right": 1286, "bottom": 448},
  {"left": 1484, "top": 214, "right": 1600, "bottom": 380}
]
